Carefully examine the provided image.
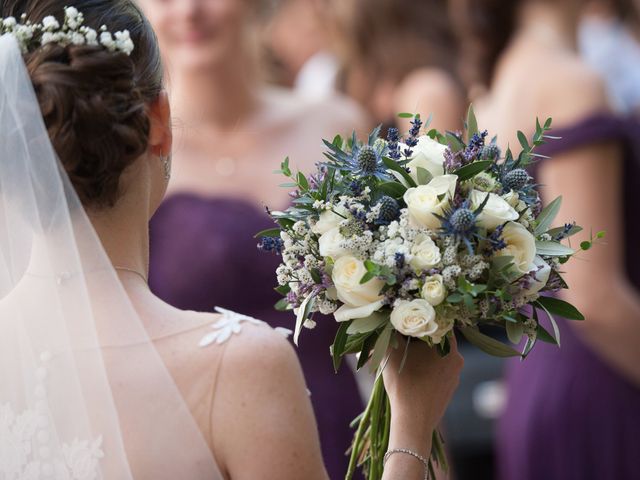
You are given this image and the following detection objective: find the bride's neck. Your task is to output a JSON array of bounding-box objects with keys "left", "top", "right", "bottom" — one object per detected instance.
[{"left": 88, "top": 170, "right": 152, "bottom": 285}]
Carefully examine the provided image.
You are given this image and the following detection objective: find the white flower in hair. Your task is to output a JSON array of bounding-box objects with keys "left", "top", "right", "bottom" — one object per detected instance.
[
  {"left": 114, "top": 30, "right": 134, "bottom": 55},
  {"left": 84, "top": 27, "right": 98, "bottom": 45},
  {"left": 2, "top": 16, "right": 16, "bottom": 28},
  {"left": 99, "top": 31, "right": 115, "bottom": 51},
  {"left": 71, "top": 32, "right": 85, "bottom": 46},
  {"left": 41, "top": 15, "right": 59, "bottom": 31},
  {"left": 1, "top": 7, "right": 135, "bottom": 56},
  {"left": 65, "top": 6, "right": 79, "bottom": 19}
]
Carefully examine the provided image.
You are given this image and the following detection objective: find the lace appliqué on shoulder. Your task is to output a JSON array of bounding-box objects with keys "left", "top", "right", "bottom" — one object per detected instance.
[
  {"left": 198, "top": 307, "right": 292, "bottom": 347},
  {"left": 0, "top": 351, "right": 104, "bottom": 480}
]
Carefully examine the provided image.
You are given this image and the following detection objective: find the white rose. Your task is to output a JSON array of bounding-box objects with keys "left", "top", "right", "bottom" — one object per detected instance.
[
  {"left": 404, "top": 136, "right": 447, "bottom": 182},
  {"left": 390, "top": 300, "right": 438, "bottom": 338},
  {"left": 523, "top": 256, "right": 551, "bottom": 296},
  {"left": 502, "top": 190, "right": 520, "bottom": 208},
  {"left": 332, "top": 255, "right": 384, "bottom": 308},
  {"left": 312, "top": 206, "right": 347, "bottom": 235},
  {"left": 495, "top": 222, "right": 536, "bottom": 274},
  {"left": 318, "top": 227, "right": 351, "bottom": 259},
  {"left": 422, "top": 274, "right": 447, "bottom": 306},
  {"left": 471, "top": 190, "right": 519, "bottom": 230},
  {"left": 410, "top": 234, "right": 442, "bottom": 271},
  {"left": 404, "top": 175, "right": 458, "bottom": 230},
  {"left": 334, "top": 300, "right": 385, "bottom": 322}
]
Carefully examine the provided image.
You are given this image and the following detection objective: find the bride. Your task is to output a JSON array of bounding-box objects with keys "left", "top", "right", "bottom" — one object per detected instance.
[{"left": 0, "top": 1, "right": 462, "bottom": 479}]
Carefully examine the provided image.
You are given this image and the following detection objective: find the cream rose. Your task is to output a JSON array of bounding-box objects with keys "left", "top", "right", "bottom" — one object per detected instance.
[
  {"left": 410, "top": 234, "right": 442, "bottom": 271},
  {"left": 422, "top": 274, "right": 447, "bottom": 306},
  {"left": 390, "top": 299, "right": 438, "bottom": 338},
  {"left": 523, "top": 256, "right": 551, "bottom": 296},
  {"left": 332, "top": 255, "right": 385, "bottom": 321},
  {"left": 404, "top": 135, "right": 447, "bottom": 182},
  {"left": 471, "top": 190, "right": 519, "bottom": 230},
  {"left": 502, "top": 190, "right": 520, "bottom": 209},
  {"left": 318, "top": 227, "right": 351, "bottom": 259},
  {"left": 312, "top": 206, "right": 347, "bottom": 235},
  {"left": 403, "top": 175, "right": 458, "bottom": 230},
  {"left": 495, "top": 222, "right": 536, "bottom": 274}
]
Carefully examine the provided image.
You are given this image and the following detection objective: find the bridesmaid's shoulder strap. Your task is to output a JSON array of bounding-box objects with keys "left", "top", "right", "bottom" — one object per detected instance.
[{"left": 536, "top": 113, "right": 639, "bottom": 158}]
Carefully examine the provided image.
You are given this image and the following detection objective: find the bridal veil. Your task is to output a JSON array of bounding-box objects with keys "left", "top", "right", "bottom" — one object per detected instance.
[{"left": 0, "top": 33, "right": 223, "bottom": 479}]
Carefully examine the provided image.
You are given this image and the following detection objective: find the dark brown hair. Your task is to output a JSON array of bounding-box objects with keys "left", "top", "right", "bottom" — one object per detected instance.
[
  {"left": 452, "top": 0, "right": 640, "bottom": 90},
  {"left": 450, "top": 0, "right": 522, "bottom": 90},
  {"left": 338, "top": 0, "right": 459, "bottom": 83},
  {"left": 1, "top": 0, "right": 163, "bottom": 208}
]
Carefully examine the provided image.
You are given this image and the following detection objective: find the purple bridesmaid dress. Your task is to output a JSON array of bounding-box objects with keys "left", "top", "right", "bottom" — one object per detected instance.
[
  {"left": 497, "top": 114, "right": 640, "bottom": 480},
  {"left": 149, "top": 194, "right": 364, "bottom": 480}
]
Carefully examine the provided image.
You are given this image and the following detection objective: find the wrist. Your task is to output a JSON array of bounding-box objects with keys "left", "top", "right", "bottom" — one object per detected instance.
[{"left": 388, "top": 420, "right": 433, "bottom": 460}]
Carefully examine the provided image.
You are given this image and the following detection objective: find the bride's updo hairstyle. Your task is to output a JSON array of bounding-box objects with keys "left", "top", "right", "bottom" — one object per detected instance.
[{"left": 1, "top": 0, "right": 163, "bottom": 208}]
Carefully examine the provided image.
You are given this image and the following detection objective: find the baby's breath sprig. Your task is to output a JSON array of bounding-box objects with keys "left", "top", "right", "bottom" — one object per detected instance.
[{"left": 1, "top": 6, "right": 134, "bottom": 55}]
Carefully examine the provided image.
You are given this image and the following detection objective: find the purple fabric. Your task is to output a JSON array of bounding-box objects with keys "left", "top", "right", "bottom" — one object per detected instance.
[
  {"left": 497, "top": 114, "right": 640, "bottom": 480},
  {"left": 149, "top": 194, "right": 364, "bottom": 480}
]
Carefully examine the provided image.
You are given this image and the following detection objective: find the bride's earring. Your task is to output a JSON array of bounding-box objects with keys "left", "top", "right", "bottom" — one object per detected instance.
[{"left": 159, "top": 153, "right": 171, "bottom": 181}]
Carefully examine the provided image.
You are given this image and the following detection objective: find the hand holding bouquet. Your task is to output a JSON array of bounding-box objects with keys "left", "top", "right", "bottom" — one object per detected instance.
[{"left": 258, "top": 107, "right": 600, "bottom": 479}]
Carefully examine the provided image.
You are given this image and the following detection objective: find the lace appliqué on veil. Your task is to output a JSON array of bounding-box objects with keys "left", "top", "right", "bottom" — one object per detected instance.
[
  {"left": 0, "top": 352, "right": 104, "bottom": 480},
  {"left": 198, "top": 307, "right": 292, "bottom": 347}
]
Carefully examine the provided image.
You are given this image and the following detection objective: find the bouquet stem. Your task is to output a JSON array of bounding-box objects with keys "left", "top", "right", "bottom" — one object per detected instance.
[{"left": 345, "top": 374, "right": 447, "bottom": 480}]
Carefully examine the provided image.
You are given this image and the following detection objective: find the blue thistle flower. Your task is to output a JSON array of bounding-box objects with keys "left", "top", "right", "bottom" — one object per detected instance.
[
  {"left": 321, "top": 126, "right": 391, "bottom": 180},
  {"left": 450, "top": 208, "right": 475, "bottom": 232},
  {"left": 375, "top": 196, "right": 400, "bottom": 225},
  {"left": 481, "top": 143, "right": 501, "bottom": 160},
  {"left": 349, "top": 180, "right": 364, "bottom": 195},
  {"left": 394, "top": 252, "right": 406, "bottom": 269},
  {"left": 257, "top": 236, "right": 284, "bottom": 255},
  {"left": 357, "top": 146, "right": 378, "bottom": 174},
  {"left": 503, "top": 168, "right": 530, "bottom": 191},
  {"left": 437, "top": 196, "right": 492, "bottom": 254}
]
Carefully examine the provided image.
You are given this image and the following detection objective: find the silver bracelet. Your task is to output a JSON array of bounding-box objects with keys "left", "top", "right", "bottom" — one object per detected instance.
[{"left": 383, "top": 448, "right": 430, "bottom": 480}]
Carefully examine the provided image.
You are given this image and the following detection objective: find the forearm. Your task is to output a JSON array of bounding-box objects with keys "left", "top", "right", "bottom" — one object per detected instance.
[{"left": 566, "top": 277, "right": 640, "bottom": 385}]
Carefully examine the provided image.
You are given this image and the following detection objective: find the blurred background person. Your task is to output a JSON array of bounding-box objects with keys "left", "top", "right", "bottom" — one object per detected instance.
[
  {"left": 137, "top": 0, "right": 367, "bottom": 477},
  {"left": 451, "top": 1, "right": 640, "bottom": 480},
  {"left": 580, "top": 0, "right": 640, "bottom": 113},
  {"left": 264, "top": 0, "right": 341, "bottom": 100},
  {"left": 332, "top": 0, "right": 465, "bottom": 132}
]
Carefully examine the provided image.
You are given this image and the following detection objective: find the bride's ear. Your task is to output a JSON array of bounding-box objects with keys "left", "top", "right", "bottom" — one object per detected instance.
[{"left": 147, "top": 90, "right": 172, "bottom": 157}]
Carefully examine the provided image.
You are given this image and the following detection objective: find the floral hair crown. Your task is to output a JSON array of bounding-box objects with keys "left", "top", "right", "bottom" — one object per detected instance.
[{"left": 1, "top": 6, "right": 134, "bottom": 56}]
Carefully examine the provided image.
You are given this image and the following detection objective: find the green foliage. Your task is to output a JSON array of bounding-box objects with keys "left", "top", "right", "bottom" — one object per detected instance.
[
  {"left": 459, "top": 326, "right": 522, "bottom": 357},
  {"left": 331, "top": 320, "right": 352, "bottom": 372},
  {"left": 453, "top": 160, "right": 494, "bottom": 181},
  {"left": 536, "top": 296, "right": 585, "bottom": 320},
  {"left": 534, "top": 196, "right": 562, "bottom": 235}
]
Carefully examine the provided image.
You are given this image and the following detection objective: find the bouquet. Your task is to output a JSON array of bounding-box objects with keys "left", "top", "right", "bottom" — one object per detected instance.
[{"left": 257, "top": 107, "right": 600, "bottom": 479}]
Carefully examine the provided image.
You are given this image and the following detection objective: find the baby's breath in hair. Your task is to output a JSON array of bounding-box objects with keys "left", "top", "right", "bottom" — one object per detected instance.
[{"left": 1, "top": 6, "right": 134, "bottom": 55}]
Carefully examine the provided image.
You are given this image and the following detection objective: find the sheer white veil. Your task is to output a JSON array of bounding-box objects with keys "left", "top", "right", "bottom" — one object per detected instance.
[{"left": 0, "top": 34, "right": 222, "bottom": 479}]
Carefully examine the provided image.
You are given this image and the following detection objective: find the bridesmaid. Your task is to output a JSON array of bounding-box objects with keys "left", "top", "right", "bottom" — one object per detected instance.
[
  {"left": 137, "top": 0, "right": 367, "bottom": 477},
  {"left": 451, "top": 0, "right": 640, "bottom": 479},
  {"left": 334, "top": 0, "right": 465, "bottom": 132}
]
